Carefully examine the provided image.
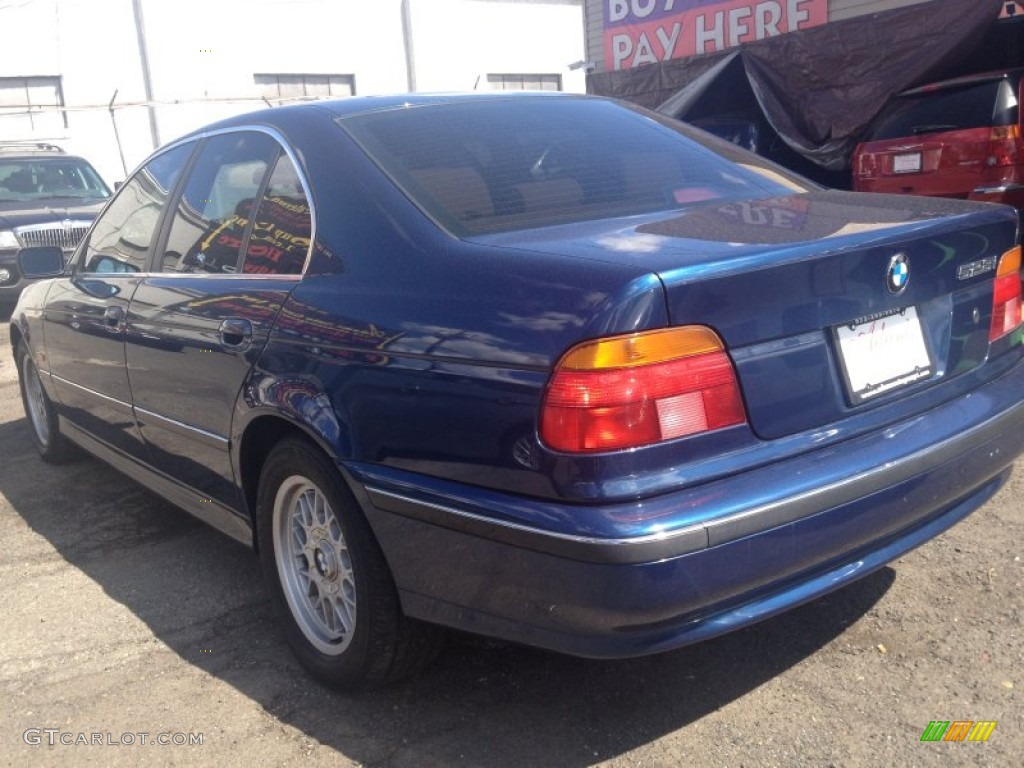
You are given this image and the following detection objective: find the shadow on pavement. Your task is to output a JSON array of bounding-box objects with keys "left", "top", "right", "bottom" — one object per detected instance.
[{"left": 0, "top": 413, "right": 892, "bottom": 766}]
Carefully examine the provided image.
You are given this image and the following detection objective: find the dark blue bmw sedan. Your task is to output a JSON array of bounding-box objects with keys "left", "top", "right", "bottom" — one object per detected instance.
[{"left": 10, "top": 93, "right": 1024, "bottom": 689}]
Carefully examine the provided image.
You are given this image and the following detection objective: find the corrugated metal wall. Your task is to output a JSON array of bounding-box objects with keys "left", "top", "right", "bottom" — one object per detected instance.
[
  {"left": 584, "top": 0, "right": 606, "bottom": 71},
  {"left": 585, "top": 0, "right": 934, "bottom": 72}
]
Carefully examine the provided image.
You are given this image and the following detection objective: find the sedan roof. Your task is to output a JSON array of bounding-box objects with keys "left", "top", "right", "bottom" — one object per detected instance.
[{"left": 182, "top": 91, "right": 584, "bottom": 137}]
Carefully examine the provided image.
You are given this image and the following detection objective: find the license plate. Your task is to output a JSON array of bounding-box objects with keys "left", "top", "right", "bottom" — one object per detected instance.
[
  {"left": 892, "top": 152, "right": 922, "bottom": 174},
  {"left": 835, "top": 308, "right": 933, "bottom": 403}
]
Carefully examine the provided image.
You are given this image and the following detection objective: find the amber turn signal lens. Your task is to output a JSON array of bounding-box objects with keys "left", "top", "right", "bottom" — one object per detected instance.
[{"left": 990, "top": 245, "right": 1022, "bottom": 342}]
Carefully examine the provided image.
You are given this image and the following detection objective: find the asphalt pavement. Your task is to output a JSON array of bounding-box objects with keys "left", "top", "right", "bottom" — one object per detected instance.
[{"left": 0, "top": 321, "right": 1020, "bottom": 767}]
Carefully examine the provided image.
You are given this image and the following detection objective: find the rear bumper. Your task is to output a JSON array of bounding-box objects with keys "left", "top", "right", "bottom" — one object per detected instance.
[
  {"left": 969, "top": 183, "right": 1024, "bottom": 209},
  {"left": 345, "top": 355, "right": 1024, "bottom": 658}
]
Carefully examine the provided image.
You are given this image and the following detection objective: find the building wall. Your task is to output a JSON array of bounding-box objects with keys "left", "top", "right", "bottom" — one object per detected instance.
[
  {"left": 0, "top": 0, "right": 584, "bottom": 183},
  {"left": 583, "top": 0, "right": 934, "bottom": 73},
  {"left": 410, "top": 0, "right": 587, "bottom": 93}
]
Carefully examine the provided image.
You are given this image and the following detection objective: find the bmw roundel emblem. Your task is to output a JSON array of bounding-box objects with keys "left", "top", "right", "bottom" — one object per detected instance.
[{"left": 886, "top": 253, "right": 909, "bottom": 295}]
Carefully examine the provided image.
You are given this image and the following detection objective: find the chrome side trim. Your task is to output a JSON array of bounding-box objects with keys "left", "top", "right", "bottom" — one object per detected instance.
[
  {"left": 366, "top": 487, "right": 707, "bottom": 564},
  {"left": 365, "top": 395, "right": 1024, "bottom": 565},
  {"left": 49, "top": 375, "right": 229, "bottom": 449},
  {"left": 134, "top": 405, "right": 229, "bottom": 448},
  {"left": 50, "top": 373, "right": 133, "bottom": 414}
]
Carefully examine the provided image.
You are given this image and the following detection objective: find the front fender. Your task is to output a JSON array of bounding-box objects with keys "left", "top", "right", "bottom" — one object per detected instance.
[{"left": 9, "top": 279, "right": 55, "bottom": 392}]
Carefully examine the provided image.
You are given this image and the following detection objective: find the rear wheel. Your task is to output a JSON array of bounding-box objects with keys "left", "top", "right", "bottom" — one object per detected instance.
[
  {"left": 256, "top": 438, "right": 443, "bottom": 689},
  {"left": 16, "top": 340, "right": 75, "bottom": 463}
]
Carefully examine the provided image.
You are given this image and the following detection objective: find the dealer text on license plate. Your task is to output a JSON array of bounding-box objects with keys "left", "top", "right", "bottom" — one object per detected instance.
[{"left": 835, "top": 308, "right": 932, "bottom": 403}]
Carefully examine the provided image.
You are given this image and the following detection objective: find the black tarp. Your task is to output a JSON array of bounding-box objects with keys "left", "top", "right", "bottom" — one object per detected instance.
[{"left": 588, "top": 0, "right": 1003, "bottom": 175}]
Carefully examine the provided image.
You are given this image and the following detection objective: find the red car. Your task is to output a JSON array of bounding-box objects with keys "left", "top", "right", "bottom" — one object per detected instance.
[{"left": 853, "top": 69, "right": 1024, "bottom": 209}]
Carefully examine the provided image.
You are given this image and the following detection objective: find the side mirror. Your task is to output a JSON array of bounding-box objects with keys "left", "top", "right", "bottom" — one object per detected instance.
[{"left": 18, "top": 246, "right": 66, "bottom": 278}]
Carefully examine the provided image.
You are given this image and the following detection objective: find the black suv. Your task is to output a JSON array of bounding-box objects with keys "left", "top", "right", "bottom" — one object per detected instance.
[{"left": 0, "top": 143, "right": 112, "bottom": 308}]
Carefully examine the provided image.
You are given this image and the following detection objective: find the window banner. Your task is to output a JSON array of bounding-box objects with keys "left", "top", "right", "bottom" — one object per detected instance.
[{"left": 604, "top": 0, "right": 827, "bottom": 70}]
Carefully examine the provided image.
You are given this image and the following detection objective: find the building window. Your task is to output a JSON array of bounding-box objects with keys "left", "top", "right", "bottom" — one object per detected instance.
[
  {"left": 0, "top": 76, "right": 66, "bottom": 132},
  {"left": 487, "top": 74, "right": 562, "bottom": 92},
  {"left": 254, "top": 74, "right": 355, "bottom": 102}
]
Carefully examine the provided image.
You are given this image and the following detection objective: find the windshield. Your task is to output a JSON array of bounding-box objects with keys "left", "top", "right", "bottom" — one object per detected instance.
[
  {"left": 340, "top": 97, "right": 811, "bottom": 236},
  {"left": 0, "top": 157, "right": 112, "bottom": 203}
]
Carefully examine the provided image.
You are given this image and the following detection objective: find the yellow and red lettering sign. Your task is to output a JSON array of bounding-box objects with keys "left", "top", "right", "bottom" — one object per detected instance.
[{"left": 604, "top": 0, "right": 827, "bottom": 71}]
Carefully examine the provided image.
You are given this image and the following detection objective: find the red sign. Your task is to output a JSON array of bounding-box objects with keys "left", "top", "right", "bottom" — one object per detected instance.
[{"left": 604, "top": 0, "right": 828, "bottom": 71}]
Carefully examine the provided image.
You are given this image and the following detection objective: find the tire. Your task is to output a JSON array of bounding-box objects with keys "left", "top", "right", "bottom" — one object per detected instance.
[
  {"left": 16, "top": 340, "right": 76, "bottom": 464},
  {"left": 256, "top": 438, "right": 443, "bottom": 690}
]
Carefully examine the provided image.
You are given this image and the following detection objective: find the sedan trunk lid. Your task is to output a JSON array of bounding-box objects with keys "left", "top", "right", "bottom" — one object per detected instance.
[{"left": 476, "top": 190, "right": 1020, "bottom": 440}]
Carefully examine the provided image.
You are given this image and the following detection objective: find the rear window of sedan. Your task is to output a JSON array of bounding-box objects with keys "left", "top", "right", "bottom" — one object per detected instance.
[{"left": 339, "top": 97, "right": 810, "bottom": 235}]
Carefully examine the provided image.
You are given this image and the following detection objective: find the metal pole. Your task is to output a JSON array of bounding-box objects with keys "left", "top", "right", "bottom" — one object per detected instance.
[
  {"left": 401, "top": 0, "right": 417, "bottom": 92},
  {"left": 130, "top": 0, "right": 160, "bottom": 149},
  {"left": 108, "top": 90, "right": 128, "bottom": 178}
]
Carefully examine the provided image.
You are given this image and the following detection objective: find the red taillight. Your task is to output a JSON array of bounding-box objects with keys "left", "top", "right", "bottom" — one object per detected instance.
[
  {"left": 540, "top": 327, "right": 747, "bottom": 453},
  {"left": 987, "top": 125, "right": 1023, "bottom": 168},
  {"left": 854, "top": 148, "right": 877, "bottom": 179},
  {"left": 990, "top": 245, "right": 1022, "bottom": 342}
]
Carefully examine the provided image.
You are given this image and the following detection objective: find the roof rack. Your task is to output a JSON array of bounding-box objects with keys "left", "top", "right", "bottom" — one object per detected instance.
[{"left": 0, "top": 142, "right": 65, "bottom": 155}]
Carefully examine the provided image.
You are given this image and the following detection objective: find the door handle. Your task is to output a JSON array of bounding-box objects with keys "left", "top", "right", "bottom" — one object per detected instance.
[
  {"left": 103, "top": 305, "right": 124, "bottom": 330},
  {"left": 219, "top": 318, "right": 253, "bottom": 350}
]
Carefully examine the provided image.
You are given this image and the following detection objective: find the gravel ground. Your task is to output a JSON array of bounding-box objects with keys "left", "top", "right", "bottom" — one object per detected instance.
[{"left": 0, "top": 319, "right": 1021, "bottom": 767}]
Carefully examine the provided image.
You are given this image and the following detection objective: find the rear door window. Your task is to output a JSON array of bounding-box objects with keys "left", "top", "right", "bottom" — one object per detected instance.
[
  {"left": 160, "top": 132, "right": 278, "bottom": 273},
  {"left": 240, "top": 152, "right": 311, "bottom": 275}
]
